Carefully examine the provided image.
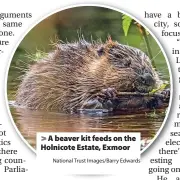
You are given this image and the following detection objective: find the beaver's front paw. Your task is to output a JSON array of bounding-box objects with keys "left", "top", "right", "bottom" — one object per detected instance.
[
  {"left": 80, "top": 88, "right": 118, "bottom": 112},
  {"left": 81, "top": 98, "right": 103, "bottom": 109},
  {"left": 96, "top": 87, "right": 118, "bottom": 110},
  {"left": 161, "top": 88, "right": 170, "bottom": 102},
  {"left": 81, "top": 97, "right": 114, "bottom": 111},
  {"left": 99, "top": 88, "right": 118, "bottom": 99}
]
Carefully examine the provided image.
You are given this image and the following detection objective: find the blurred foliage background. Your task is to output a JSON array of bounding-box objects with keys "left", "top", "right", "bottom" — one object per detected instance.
[{"left": 8, "top": 6, "right": 169, "bottom": 99}]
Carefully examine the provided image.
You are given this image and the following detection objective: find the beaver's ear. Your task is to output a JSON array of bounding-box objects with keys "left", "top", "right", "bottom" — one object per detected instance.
[{"left": 97, "top": 47, "right": 105, "bottom": 56}]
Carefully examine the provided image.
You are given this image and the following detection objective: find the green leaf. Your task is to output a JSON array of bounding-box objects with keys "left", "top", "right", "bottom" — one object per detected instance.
[
  {"left": 122, "top": 15, "right": 133, "bottom": 36},
  {"left": 150, "top": 83, "right": 169, "bottom": 94}
]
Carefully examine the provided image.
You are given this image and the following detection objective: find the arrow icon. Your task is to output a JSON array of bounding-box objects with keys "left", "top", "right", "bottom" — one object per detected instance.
[{"left": 41, "top": 136, "right": 46, "bottom": 141}]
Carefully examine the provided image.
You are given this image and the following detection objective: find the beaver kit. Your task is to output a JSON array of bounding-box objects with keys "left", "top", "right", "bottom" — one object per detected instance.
[{"left": 16, "top": 39, "right": 170, "bottom": 113}]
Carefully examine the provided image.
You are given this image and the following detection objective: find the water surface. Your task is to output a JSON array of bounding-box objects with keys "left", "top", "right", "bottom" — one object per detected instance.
[{"left": 10, "top": 106, "right": 165, "bottom": 149}]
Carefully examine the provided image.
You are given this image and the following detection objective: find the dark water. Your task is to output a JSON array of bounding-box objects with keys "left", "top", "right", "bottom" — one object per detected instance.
[
  {"left": 9, "top": 105, "right": 166, "bottom": 150},
  {"left": 7, "top": 7, "right": 170, "bottom": 151}
]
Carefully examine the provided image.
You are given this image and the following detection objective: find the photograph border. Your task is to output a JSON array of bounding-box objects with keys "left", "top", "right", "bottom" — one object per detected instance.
[{"left": 4, "top": 3, "right": 173, "bottom": 154}]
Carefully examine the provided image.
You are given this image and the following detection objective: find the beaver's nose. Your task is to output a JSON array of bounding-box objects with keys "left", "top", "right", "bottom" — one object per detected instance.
[{"left": 141, "top": 73, "right": 155, "bottom": 86}]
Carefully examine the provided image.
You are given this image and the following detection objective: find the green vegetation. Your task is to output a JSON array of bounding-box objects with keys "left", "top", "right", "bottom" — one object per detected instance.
[
  {"left": 150, "top": 83, "right": 169, "bottom": 94},
  {"left": 122, "top": 15, "right": 132, "bottom": 37},
  {"left": 145, "top": 110, "right": 159, "bottom": 119},
  {"left": 122, "top": 14, "right": 155, "bottom": 67},
  {"left": 25, "top": 49, "right": 48, "bottom": 62}
]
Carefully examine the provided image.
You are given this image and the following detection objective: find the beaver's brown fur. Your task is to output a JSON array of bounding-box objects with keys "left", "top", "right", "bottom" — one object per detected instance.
[{"left": 16, "top": 39, "right": 162, "bottom": 112}]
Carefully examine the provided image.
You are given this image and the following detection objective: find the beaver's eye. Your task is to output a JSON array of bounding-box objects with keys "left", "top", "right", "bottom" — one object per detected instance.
[
  {"left": 97, "top": 47, "right": 104, "bottom": 56},
  {"left": 114, "top": 54, "right": 122, "bottom": 59}
]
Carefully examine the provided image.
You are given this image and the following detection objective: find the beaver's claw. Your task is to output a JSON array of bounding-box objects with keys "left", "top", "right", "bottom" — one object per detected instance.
[
  {"left": 80, "top": 88, "right": 118, "bottom": 111},
  {"left": 94, "top": 87, "right": 118, "bottom": 110},
  {"left": 99, "top": 88, "right": 118, "bottom": 99}
]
